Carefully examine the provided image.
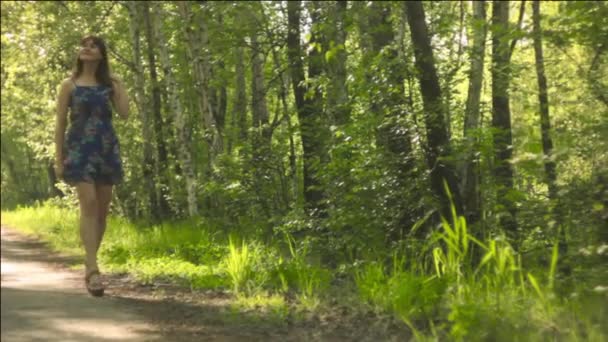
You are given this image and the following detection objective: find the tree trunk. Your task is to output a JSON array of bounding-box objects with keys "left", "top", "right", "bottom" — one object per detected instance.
[
  {"left": 463, "top": 0, "right": 488, "bottom": 227},
  {"left": 177, "top": 2, "right": 223, "bottom": 158},
  {"left": 532, "top": 0, "right": 557, "bottom": 203},
  {"left": 532, "top": 0, "right": 567, "bottom": 258},
  {"left": 406, "top": 1, "right": 463, "bottom": 220},
  {"left": 444, "top": 1, "right": 467, "bottom": 140},
  {"left": 143, "top": 2, "right": 170, "bottom": 218},
  {"left": 153, "top": 2, "right": 199, "bottom": 217},
  {"left": 210, "top": 13, "right": 227, "bottom": 139},
  {"left": 326, "top": 0, "right": 350, "bottom": 127},
  {"left": 491, "top": 0, "right": 518, "bottom": 237},
  {"left": 287, "top": 0, "right": 328, "bottom": 216},
  {"left": 271, "top": 41, "right": 298, "bottom": 207},
  {"left": 251, "top": 33, "right": 271, "bottom": 145},
  {"left": 127, "top": 1, "right": 158, "bottom": 217},
  {"left": 234, "top": 46, "right": 248, "bottom": 150},
  {"left": 209, "top": 65, "right": 227, "bottom": 139},
  {"left": 250, "top": 30, "right": 273, "bottom": 218}
]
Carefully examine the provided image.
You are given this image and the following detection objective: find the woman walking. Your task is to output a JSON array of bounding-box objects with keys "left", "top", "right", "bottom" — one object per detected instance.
[{"left": 54, "top": 35, "right": 129, "bottom": 296}]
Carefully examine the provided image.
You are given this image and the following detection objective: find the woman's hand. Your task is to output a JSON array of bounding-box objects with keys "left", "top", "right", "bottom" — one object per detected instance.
[{"left": 111, "top": 77, "right": 130, "bottom": 119}]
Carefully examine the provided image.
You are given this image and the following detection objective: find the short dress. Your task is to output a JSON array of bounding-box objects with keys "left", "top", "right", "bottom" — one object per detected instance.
[{"left": 63, "top": 81, "right": 124, "bottom": 185}]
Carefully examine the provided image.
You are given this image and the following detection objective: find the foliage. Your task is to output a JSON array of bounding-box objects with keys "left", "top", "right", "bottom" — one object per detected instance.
[
  {"left": 3, "top": 199, "right": 607, "bottom": 340},
  {"left": 1, "top": 1, "right": 607, "bottom": 340}
]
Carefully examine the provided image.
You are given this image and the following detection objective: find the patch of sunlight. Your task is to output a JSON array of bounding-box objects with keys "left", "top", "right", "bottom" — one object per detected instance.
[{"left": 233, "top": 291, "right": 289, "bottom": 320}]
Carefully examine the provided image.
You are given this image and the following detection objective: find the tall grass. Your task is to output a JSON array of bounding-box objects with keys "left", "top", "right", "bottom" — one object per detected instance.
[
  {"left": 1, "top": 204, "right": 81, "bottom": 253},
  {"left": 225, "top": 237, "right": 253, "bottom": 293},
  {"left": 1, "top": 202, "right": 227, "bottom": 288},
  {"left": 2, "top": 200, "right": 606, "bottom": 341},
  {"left": 352, "top": 184, "right": 606, "bottom": 341}
]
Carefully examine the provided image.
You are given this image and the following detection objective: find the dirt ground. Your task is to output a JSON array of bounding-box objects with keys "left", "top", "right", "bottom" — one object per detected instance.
[{"left": 1, "top": 225, "right": 408, "bottom": 341}]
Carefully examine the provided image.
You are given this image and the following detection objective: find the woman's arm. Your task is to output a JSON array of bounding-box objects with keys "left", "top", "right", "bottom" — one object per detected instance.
[
  {"left": 54, "top": 79, "right": 72, "bottom": 169},
  {"left": 111, "top": 77, "right": 130, "bottom": 119}
]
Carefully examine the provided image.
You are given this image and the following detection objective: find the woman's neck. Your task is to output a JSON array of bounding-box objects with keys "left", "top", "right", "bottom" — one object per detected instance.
[{"left": 80, "top": 61, "right": 99, "bottom": 82}]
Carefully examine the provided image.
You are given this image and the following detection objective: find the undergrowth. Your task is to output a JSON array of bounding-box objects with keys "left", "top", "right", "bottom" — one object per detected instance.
[{"left": 1, "top": 200, "right": 606, "bottom": 341}]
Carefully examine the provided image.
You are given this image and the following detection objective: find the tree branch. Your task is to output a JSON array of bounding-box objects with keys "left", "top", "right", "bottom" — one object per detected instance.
[
  {"left": 91, "top": 2, "right": 117, "bottom": 33},
  {"left": 587, "top": 42, "right": 608, "bottom": 107},
  {"left": 108, "top": 46, "right": 137, "bottom": 72},
  {"left": 509, "top": 0, "right": 526, "bottom": 60},
  {"left": 553, "top": 43, "right": 608, "bottom": 108}
]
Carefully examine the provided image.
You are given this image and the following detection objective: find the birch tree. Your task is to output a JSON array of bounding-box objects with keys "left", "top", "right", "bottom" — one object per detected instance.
[
  {"left": 153, "top": 2, "right": 199, "bottom": 217},
  {"left": 178, "top": 1, "right": 222, "bottom": 159},
  {"left": 127, "top": 1, "right": 158, "bottom": 216},
  {"left": 462, "top": 0, "right": 488, "bottom": 227},
  {"left": 143, "top": 1, "right": 170, "bottom": 217}
]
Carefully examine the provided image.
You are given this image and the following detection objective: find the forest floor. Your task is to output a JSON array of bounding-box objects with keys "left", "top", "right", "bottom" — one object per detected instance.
[{"left": 0, "top": 225, "right": 408, "bottom": 341}]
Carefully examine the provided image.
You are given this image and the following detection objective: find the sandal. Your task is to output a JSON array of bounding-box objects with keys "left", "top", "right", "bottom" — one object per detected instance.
[{"left": 85, "top": 269, "right": 105, "bottom": 297}]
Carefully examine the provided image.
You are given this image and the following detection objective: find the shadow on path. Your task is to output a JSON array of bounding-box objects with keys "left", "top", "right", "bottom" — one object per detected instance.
[
  {"left": 1, "top": 287, "right": 158, "bottom": 342},
  {"left": 1, "top": 226, "right": 161, "bottom": 341},
  {"left": 0, "top": 227, "right": 305, "bottom": 341},
  {"left": 1, "top": 225, "right": 401, "bottom": 341}
]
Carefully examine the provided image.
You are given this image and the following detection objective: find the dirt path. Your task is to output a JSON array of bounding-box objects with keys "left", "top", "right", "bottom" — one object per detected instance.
[
  {"left": 0, "top": 226, "right": 316, "bottom": 341},
  {"left": 1, "top": 225, "right": 407, "bottom": 341},
  {"left": 0, "top": 225, "right": 310, "bottom": 342},
  {"left": 1, "top": 226, "right": 162, "bottom": 342}
]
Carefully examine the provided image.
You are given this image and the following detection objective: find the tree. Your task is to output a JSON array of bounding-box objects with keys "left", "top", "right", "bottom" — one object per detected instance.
[
  {"left": 127, "top": 1, "right": 158, "bottom": 217},
  {"left": 325, "top": 1, "right": 350, "bottom": 127},
  {"left": 286, "top": 0, "right": 329, "bottom": 217},
  {"left": 209, "top": 12, "right": 228, "bottom": 142},
  {"left": 143, "top": 2, "right": 170, "bottom": 218},
  {"left": 462, "top": 0, "right": 488, "bottom": 228},
  {"left": 153, "top": 2, "right": 199, "bottom": 217},
  {"left": 532, "top": 1, "right": 558, "bottom": 205},
  {"left": 405, "top": 1, "right": 463, "bottom": 221},
  {"left": 491, "top": 0, "right": 518, "bottom": 238},
  {"left": 177, "top": 1, "right": 223, "bottom": 160},
  {"left": 250, "top": 18, "right": 273, "bottom": 217},
  {"left": 532, "top": 0, "right": 569, "bottom": 258},
  {"left": 232, "top": 45, "right": 248, "bottom": 151}
]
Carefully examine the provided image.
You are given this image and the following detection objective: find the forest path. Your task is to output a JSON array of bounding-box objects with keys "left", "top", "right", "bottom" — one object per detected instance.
[
  {"left": 0, "top": 225, "right": 356, "bottom": 342},
  {"left": 1, "top": 225, "right": 402, "bottom": 342},
  {"left": 1, "top": 225, "right": 161, "bottom": 342}
]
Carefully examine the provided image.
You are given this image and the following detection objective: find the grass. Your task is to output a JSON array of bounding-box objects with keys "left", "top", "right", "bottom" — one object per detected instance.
[
  {"left": 224, "top": 237, "right": 253, "bottom": 293},
  {"left": 351, "top": 189, "right": 607, "bottom": 341},
  {"left": 2, "top": 200, "right": 606, "bottom": 341},
  {"left": 231, "top": 291, "right": 289, "bottom": 323}
]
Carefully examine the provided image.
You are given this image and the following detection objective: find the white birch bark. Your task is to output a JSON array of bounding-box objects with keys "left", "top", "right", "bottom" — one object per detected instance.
[
  {"left": 462, "top": 0, "right": 488, "bottom": 223},
  {"left": 177, "top": 1, "right": 222, "bottom": 157},
  {"left": 127, "top": 1, "right": 157, "bottom": 214},
  {"left": 153, "top": 2, "right": 199, "bottom": 217},
  {"left": 251, "top": 33, "right": 270, "bottom": 141}
]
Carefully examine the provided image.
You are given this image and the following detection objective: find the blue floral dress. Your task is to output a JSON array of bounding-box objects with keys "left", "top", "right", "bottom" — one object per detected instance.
[{"left": 63, "top": 81, "right": 123, "bottom": 185}]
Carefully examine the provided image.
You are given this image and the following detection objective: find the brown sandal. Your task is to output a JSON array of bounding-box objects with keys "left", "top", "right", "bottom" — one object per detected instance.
[{"left": 85, "top": 270, "right": 105, "bottom": 297}]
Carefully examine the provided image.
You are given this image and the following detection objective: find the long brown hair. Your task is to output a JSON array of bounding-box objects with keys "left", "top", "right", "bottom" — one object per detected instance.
[{"left": 71, "top": 35, "right": 114, "bottom": 90}]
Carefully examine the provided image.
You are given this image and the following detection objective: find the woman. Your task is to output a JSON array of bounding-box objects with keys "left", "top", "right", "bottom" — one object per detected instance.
[{"left": 54, "top": 35, "right": 129, "bottom": 297}]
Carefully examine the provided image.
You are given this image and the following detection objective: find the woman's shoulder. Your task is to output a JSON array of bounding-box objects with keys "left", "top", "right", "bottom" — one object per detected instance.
[{"left": 59, "top": 77, "right": 76, "bottom": 93}]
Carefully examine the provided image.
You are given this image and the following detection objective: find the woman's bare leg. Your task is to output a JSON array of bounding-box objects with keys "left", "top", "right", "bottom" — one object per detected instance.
[
  {"left": 75, "top": 182, "right": 99, "bottom": 273},
  {"left": 95, "top": 183, "right": 113, "bottom": 253}
]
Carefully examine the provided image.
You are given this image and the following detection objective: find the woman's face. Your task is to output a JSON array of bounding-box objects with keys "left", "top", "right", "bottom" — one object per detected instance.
[{"left": 78, "top": 39, "right": 102, "bottom": 62}]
